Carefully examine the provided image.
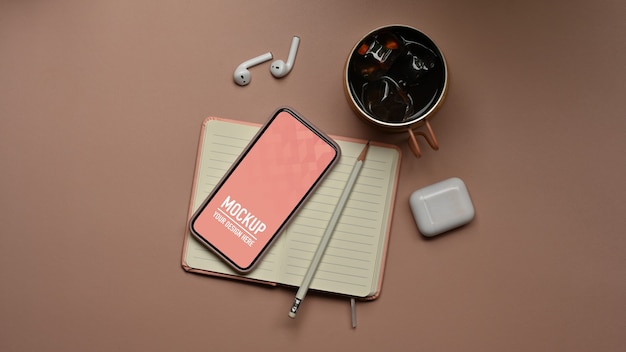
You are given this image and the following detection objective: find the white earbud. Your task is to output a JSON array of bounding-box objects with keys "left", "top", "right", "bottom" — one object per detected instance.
[
  {"left": 270, "top": 36, "right": 300, "bottom": 78},
  {"left": 233, "top": 52, "right": 273, "bottom": 86}
]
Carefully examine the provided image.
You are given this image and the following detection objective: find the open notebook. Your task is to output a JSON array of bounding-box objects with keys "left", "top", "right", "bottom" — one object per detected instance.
[{"left": 182, "top": 117, "right": 401, "bottom": 299}]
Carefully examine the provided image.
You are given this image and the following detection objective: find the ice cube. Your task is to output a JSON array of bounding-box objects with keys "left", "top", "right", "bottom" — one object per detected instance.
[
  {"left": 389, "top": 42, "right": 438, "bottom": 87},
  {"left": 361, "top": 76, "right": 414, "bottom": 123},
  {"left": 351, "top": 31, "right": 403, "bottom": 81}
]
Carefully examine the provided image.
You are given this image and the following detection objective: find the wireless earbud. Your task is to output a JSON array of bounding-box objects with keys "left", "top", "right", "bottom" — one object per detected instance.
[
  {"left": 233, "top": 52, "right": 273, "bottom": 86},
  {"left": 270, "top": 36, "right": 300, "bottom": 78}
]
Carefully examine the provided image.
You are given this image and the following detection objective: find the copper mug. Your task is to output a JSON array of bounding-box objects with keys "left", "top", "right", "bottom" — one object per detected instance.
[{"left": 344, "top": 25, "right": 448, "bottom": 157}]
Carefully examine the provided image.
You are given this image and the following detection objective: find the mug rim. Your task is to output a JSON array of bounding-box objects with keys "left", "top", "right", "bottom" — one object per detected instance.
[{"left": 344, "top": 24, "right": 448, "bottom": 129}]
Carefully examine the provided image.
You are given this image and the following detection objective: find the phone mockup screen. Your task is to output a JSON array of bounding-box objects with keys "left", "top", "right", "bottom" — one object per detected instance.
[{"left": 190, "top": 109, "right": 340, "bottom": 272}]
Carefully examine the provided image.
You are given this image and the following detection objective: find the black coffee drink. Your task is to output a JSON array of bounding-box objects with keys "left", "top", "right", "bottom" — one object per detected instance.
[{"left": 347, "top": 26, "right": 446, "bottom": 124}]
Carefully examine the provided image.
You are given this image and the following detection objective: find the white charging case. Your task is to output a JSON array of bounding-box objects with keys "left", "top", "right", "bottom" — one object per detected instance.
[{"left": 409, "top": 177, "right": 475, "bottom": 237}]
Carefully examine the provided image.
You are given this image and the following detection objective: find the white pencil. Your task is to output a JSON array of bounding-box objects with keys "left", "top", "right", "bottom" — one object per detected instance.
[{"left": 289, "top": 141, "right": 370, "bottom": 319}]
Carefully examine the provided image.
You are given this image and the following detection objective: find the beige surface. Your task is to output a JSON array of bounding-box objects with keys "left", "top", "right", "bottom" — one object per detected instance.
[{"left": 1, "top": 1, "right": 625, "bottom": 351}]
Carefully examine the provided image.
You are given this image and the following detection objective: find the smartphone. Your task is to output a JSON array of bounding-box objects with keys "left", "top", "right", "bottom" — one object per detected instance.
[{"left": 190, "top": 107, "right": 341, "bottom": 273}]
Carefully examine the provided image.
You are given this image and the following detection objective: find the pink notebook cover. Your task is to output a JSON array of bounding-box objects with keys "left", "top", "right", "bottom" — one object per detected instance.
[{"left": 181, "top": 117, "right": 401, "bottom": 300}]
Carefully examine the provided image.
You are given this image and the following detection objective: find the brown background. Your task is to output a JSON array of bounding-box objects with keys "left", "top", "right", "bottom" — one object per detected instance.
[{"left": 1, "top": 1, "right": 625, "bottom": 351}]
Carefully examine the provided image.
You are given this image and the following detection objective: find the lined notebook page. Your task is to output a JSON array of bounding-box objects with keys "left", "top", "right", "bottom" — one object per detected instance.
[
  {"left": 185, "top": 120, "right": 282, "bottom": 282},
  {"left": 183, "top": 118, "right": 400, "bottom": 298},
  {"left": 279, "top": 143, "right": 398, "bottom": 297}
]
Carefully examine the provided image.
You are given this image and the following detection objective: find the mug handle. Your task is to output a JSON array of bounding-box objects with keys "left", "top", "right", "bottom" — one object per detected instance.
[{"left": 407, "top": 120, "right": 439, "bottom": 158}]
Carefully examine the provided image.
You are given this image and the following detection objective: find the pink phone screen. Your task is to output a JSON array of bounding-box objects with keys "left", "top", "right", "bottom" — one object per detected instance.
[{"left": 192, "top": 111, "right": 338, "bottom": 271}]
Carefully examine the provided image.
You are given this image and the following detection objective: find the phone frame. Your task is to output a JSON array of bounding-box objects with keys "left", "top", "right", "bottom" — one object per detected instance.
[{"left": 189, "top": 107, "right": 341, "bottom": 273}]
